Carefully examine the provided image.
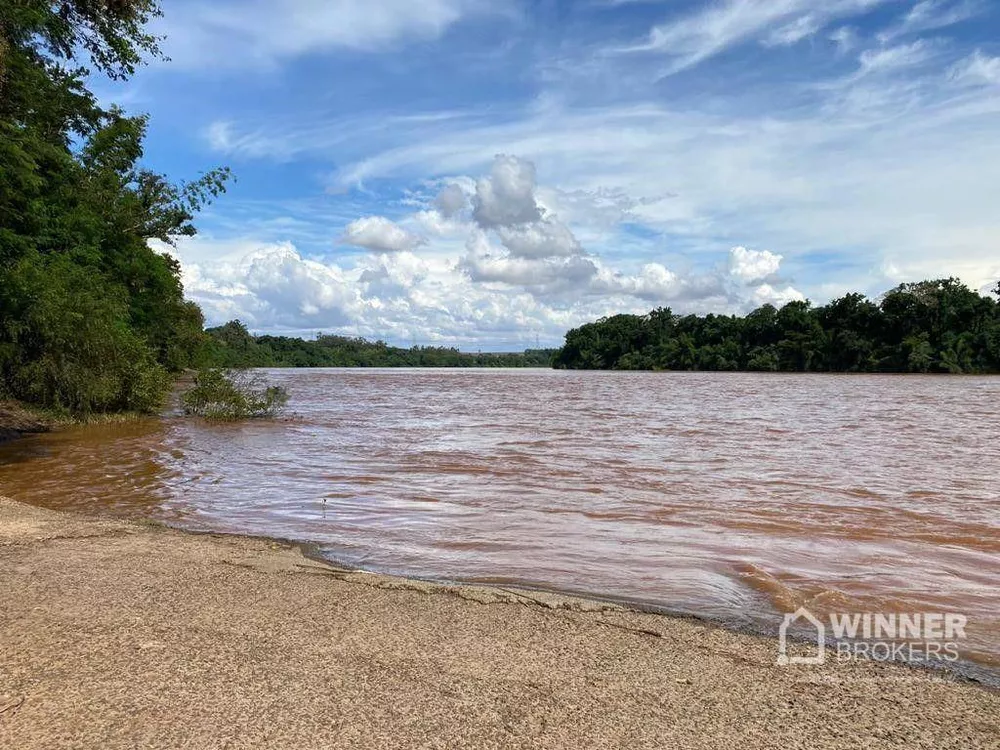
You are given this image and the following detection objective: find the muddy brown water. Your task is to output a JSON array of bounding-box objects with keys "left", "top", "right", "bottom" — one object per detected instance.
[{"left": 1, "top": 369, "right": 997, "bottom": 678}]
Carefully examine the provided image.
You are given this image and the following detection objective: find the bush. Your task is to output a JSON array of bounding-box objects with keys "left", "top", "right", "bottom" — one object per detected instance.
[
  {"left": 182, "top": 368, "right": 288, "bottom": 420},
  {"left": 0, "top": 255, "right": 170, "bottom": 415}
]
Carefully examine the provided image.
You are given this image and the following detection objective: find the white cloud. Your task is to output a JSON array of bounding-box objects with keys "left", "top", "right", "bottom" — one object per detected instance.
[
  {"left": 729, "top": 246, "right": 783, "bottom": 284},
  {"left": 950, "top": 51, "right": 1000, "bottom": 86},
  {"left": 173, "top": 242, "right": 360, "bottom": 329},
  {"left": 496, "top": 219, "right": 582, "bottom": 259},
  {"left": 170, "top": 237, "right": 605, "bottom": 346},
  {"left": 304, "top": 69, "right": 1000, "bottom": 298},
  {"left": 411, "top": 209, "right": 470, "bottom": 238},
  {"left": 168, "top": 0, "right": 1000, "bottom": 340},
  {"left": 829, "top": 26, "right": 859, "bottom": 53},
  {"left": 205, "top": 121, "right": 234, "bottom": 151},
  {"left": 472, "top": 155, "right": 543, "bottom": 228},
  {"left": 434, "top": 183, "right": 469, "bottom": 218},
  {"left": 856, "top": 40, "right": 935, "bottom": 77},
  {"left": 459, "top": 156, "right": 600, "bottom": 297},
  {"left": 341, "top": 216, "right": 426, "bottom": 253},
  {"left": 614, "top": 0, "right": 896, "bottom": 74},
  {"left": 592, "top": 263, "right": 727, "bottom": 304},
  {"left": 460, "top": 250, "right": 599, "bottom": 295},
  {"left": 878, "top": 0, "right": 983, "bottom": 43},
  {"left": 751, "top": 283, "right": 807, "bottom": 307},
  {"left": 156, "top": 0, "right": 503, "bottom": 68},
  {"left": 165, "top": 157, "right": 811, "bottom": 346},
  {"left": 763, "top": 15, "right": 822, "bottom": 47}
]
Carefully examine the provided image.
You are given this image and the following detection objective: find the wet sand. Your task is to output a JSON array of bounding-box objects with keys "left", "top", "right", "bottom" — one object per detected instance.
[{"left": 0, "top": 498, "right": 996, "bottom": 749}]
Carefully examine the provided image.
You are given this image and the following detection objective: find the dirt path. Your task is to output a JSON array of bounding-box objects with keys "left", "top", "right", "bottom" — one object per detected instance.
[{"left": 0, "top": 498, "right": 996, "bottom": 749}]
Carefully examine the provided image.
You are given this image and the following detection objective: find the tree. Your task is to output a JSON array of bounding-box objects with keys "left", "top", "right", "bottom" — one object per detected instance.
[
  {"left": 552, "top": 281, "right": 1000, "bottom": 374},
  {"left": 0, "top": 0, "right": 230, "bottom": 414}
]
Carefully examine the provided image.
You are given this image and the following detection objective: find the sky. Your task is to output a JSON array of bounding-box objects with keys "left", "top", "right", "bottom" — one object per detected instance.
[{"left": 105, "top": 0, "right": 1000, "bottom": 349}]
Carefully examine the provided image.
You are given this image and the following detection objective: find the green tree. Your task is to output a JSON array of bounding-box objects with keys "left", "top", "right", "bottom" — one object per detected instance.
[
  {"left": 0, "top": 1, "right": 230, "bottom": 414},
  {"left": 553, "top": 281, "right": 1000, "bottom": 374}
]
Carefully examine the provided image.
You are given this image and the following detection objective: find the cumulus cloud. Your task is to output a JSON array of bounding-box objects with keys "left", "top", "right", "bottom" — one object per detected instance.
[
  {"left": 169, "top": 157, "right": 808, "bottom": 347},
  {"left": 176, "top": 242, "right": 359, "bottom": 328},
  {"left": 173, "top": 235, "right": 804, "bottom": 346},
  {"left": 172, "top": 238, "right": 599, "bottom": 346},
  {"left": 728, "top": 246, "right": 783, "bottom": 284},
  {"left": 589, "top": 262, "right": 743, "bottom": 306},
  {"left": 359, "top": 252, "right": 428, "bottom": 299},
  {"left": 495, "top": 219, "right": 582, "bottom": 259},
  {"left": 751, "top": 283, "right": 807, "bottom": 307},
  {"left": 472, "top": 155, "right": 543, "bottom": 228},
  {"left": 461, "top": 251, "right": 598, "bottom": 294},
  {"left": 341, "top": 216, "right": 425, "bottom": 253},
  {"left": 434, "top": 183, "right": 469, "bottom": 218},
  {"left": 454, "top": 156, "right": 604, "bottom": 300}
]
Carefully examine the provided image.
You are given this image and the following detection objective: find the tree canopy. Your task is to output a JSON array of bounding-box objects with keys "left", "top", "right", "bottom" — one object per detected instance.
[
  {"left": 202, "top": 321, "right": 556, "bottom": 369},
  {"left": 554, "top": 279, "right": 1000, "bottom": 374},
  {"left": 0, "top": 0, "right": 229, "bottom": 414}
]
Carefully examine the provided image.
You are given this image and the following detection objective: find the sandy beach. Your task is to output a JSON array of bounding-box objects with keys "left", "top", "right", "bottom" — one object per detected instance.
[{"left": 0, "top": 497, "right": 996, "bottom": 749}]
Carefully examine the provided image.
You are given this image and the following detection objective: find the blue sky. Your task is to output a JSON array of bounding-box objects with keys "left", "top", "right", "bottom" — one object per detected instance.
[{"left": 106, "top": 0, "right": 1000, "bottom": 349}]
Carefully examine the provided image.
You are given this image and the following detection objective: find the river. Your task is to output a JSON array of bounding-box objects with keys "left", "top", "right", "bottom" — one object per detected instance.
[{"left": 1, "top": 369, "right": 997, "bottom": 678}]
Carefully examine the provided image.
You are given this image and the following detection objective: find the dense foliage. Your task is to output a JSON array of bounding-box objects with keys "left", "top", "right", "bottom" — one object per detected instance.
[
  {"left": 182, "top": 368, "right": 289, "bottom": 421},
  {"left": 555, "top": 280, "right": 1000, "bottom": 373},
  {"left": 203, "top": 321, "right": 557, "bottom": 369},
  {"left": 0, "top": 0, "right": 228, "bottom": 415}
]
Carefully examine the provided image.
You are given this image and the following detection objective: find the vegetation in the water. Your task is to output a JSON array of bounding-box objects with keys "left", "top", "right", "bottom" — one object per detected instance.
[
  {"left": 202, "top": 321, "right": 557, "bottom": 368},
  {"left": 554, "top": 279, "right": 1000, "bottom": 373},
  {"left": 182, "top": 369, "right": 289, "bottom": 421},
  {"left": 0, "top": 1, "right": 230, "bottom": 417}
]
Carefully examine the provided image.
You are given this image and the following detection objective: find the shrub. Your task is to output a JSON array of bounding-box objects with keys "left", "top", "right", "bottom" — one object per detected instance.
[
  {"left": 0, "top": 255, "right": 170, "bottom": 415},
  {"left": 182, "top": 368, "right": 288, "bottom": 420}
]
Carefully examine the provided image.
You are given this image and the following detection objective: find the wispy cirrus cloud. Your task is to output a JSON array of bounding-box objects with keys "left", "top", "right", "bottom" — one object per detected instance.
[
  {"left": 950, "top": 50, "right": 1000, "bottom": 85},
  {"left": 853, "top": 39, "right": 939, "bottom": 79},
  {"left": 154, "top": 0, "right": 509, "bottom": 69},
  {"left": 878, "top": 0, "right": 984, "bottom": 42},
  {"left": 611, "top": 0, "right": 901, "bottom": 74}
]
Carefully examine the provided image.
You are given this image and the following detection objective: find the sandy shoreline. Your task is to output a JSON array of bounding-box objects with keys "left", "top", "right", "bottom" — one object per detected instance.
[{"left": 0, "top": 498, "right": 997, "bottom": 749}]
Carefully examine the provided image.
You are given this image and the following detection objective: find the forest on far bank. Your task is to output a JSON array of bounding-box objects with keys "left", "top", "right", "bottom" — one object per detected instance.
[
  {"left": 202, "top": 321, "right": 556, "bottom": 368},
  {"left": 553, "top": 279, "right": 1000, "bottom": 374}
]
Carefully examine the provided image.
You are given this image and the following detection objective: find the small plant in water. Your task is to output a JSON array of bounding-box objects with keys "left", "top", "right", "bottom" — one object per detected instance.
[{"left": 182, "top": 368, "right": 289, "bottom": 420}]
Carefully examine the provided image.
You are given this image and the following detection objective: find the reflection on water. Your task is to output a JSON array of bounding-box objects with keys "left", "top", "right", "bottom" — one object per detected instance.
[{"left": 1, "top": 369, "right": 998, "bottom": 675}]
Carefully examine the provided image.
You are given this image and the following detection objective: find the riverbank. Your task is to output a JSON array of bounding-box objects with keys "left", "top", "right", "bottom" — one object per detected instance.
[
  {"left": 0, "top": 402, "right": 52, "bottom": 444},
  {"left": 0, "top": 498, "right": 996, "bottom": 748},
  {"left": 0, "top": 400, "right": 150, "bottom": 445}
]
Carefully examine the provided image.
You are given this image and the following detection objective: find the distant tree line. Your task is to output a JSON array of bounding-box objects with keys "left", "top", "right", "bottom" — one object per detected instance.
[
  {"left": 554, "top": 279, "right": 1000, "bottom": 374},
  {"left": 203, "top": 321, "right": 557, "bottom": 369}
]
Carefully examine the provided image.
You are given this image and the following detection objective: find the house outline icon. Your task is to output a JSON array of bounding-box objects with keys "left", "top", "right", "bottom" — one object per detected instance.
[{"left": 776, "top": 606, "right": 826, "bottom": 666}]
